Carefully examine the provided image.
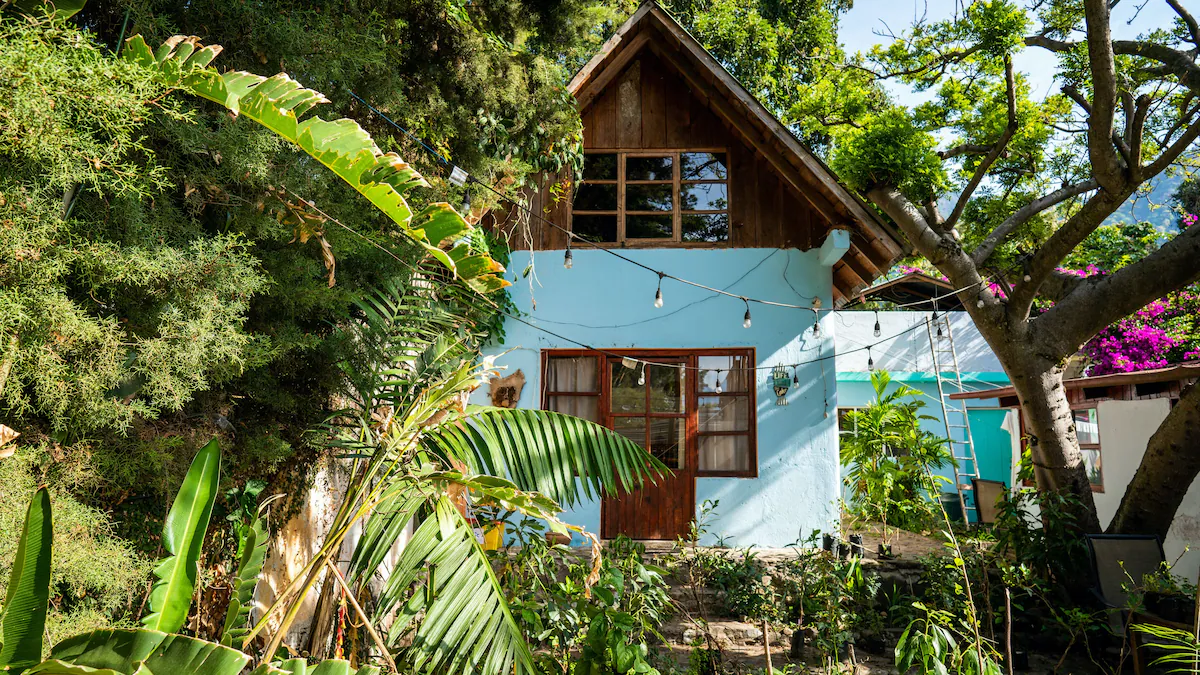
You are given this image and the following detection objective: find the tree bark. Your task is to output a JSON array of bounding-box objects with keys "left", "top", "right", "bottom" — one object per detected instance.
[{"left": 1108, "top": 382, "right": 1200, "bottom": 538}]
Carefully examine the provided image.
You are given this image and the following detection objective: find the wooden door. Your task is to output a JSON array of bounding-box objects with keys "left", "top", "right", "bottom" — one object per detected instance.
[{"left": 601, "top": 356, "right": 695, "bottom": 540}]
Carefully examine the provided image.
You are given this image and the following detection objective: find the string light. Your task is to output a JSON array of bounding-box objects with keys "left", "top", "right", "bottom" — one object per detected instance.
[
  {"left": 637, "top": 362, "right": 647, "bottom": 386},
  {"left": 742, "top": 298, "right": 752, "bottom": 329},
  {"left": 811, "top": 309, "right": 820, "bottom": 338},
  {"left": 873, "top": 310, "right": 882, "bottom": 338},
  {"left": 715, "top": 370, "right": 723, "bottom": 394},
  {"left": 460, "top": 187, "right": 471, "bottom": 216},
  {"left": 792, "top": 366, "right": 799, "bottom": 385},
  {"left": 867, "top": 346, "right": 875, "bottom": 372},
  {"left": 654, "top": 273, "right": 664, "bottom": 308},
  {"left": 563, "top": 242, "right": 573, "bottom": 269}
]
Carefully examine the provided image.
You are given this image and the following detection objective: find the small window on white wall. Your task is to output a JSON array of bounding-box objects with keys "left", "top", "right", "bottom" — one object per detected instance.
[{"left": 1074, "top": 408, "right": 1104, "bottom": 491}]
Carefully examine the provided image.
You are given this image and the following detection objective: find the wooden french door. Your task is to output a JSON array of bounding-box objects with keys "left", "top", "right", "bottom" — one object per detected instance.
[{"left": 600, "top": 354, "right": 696, "bottom": 540}]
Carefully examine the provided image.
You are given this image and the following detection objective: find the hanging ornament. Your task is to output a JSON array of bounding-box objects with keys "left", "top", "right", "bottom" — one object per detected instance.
[
  {"left": 654, "top": 273, "right": 664, "bottom": 308},
  {"left": 772, "top": 365, "right": 791, "bottom": 406}
]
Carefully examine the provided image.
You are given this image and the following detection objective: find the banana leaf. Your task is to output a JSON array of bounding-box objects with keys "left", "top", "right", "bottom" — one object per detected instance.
[
  {"left": 0, "top": 487, "right": 53, "bottom": 675},
  {"left": 142, "top": 440, "right": 221, "bottom": 634}
]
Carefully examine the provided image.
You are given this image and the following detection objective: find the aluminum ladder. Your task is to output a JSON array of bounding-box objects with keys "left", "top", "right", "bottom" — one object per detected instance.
[{"left": 926, "top": 313, "right": 981, "bottom": 523}]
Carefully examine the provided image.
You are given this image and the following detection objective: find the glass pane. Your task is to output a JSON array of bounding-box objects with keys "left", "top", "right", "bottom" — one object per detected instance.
[
  {"left": 626, "top": 155, "right": 673, "bottom": 181},
  {"left": 681, "top": 152, "right": 727, "bottom": 180},
  {"left": 1083, "top": 448, "right": 1103, "bottom": 487},
  {"left": 626, "top": 184, "right": 673, "bottom": 211},
  {"left": 682, "top": 213, "right": 729, "bottom": 243},
  {"left": 1074, "top": 409, "right": 1100, "bottom": 444},
  {"left": 546, "top": 356, "right": 599, "bottom": 392},
  {"left": 609, "top": 362, "right": 645, "bottom": 413},
  {"left": 613, "top": 416, "right": 646, "bottom": 448},
  {"left": 547, "top": 396, "right": 600, "bottom": 423},
  {"left": 572, "top": 214, "right": 617, "bottom": 242},
  {"left": 698, "top": 396, "right": 749, "bottom": 432},
  {"left": 583, "top": 153, "right": 617, "bottom": 181},
  {"left": 680, "top": 182, "right": 728, "bottom": 211},
  {"left": 626, "top": 214, "right": 673, "bottom": 239},
  {"left": 837, "top": 408, "right": 858, "bottom": 436},
  {"left": 575, "top": 183, "right": 617, "bottom": 211},
  {"left": 650, "top": 418, "right": 685, "bottom": 470},
  {"left": 698, "top": 354, "right": 752, "bottom": 393},
  {"left": 649, "top": 364, "right": 684, "bottom": 413},
  {"left": 699, "top": 435, "right": 750, "bottom": 473}
]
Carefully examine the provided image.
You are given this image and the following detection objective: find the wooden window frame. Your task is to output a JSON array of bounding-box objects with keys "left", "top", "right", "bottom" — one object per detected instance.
[
  {"left": 1072, "top": 405, "right": 1104, "bottom": 493},
  {"left": 540, "top": 348, "right": 757, "bottom": 478},
  {"left": 571, "top": 149, "right": 730, "bottom": 246}
]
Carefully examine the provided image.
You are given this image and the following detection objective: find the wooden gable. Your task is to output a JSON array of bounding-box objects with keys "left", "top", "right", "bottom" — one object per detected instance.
[{"left": 499, "top": 2, "right": 905, "bottom": 305}]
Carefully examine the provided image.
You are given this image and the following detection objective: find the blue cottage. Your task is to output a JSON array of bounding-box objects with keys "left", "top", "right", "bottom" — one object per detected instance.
[{"left": 477, "top": 2, "right": 905, "bottom": 546}]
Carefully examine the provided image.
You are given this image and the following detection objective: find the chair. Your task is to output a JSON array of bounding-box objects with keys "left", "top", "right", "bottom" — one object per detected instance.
[
  {"left": 970, "top": 478, "right": 1007, "bottom": 525},
  {"left": 1086, "top": 533, "right": 1168, "bottom": 674}
]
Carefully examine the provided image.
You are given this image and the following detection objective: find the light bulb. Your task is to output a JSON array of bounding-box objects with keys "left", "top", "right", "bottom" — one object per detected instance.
[
  {"left": 1023, "top": 274, "right": 1031, "bottom": 282},
  {"left": 873, "top": 321, "right": 881, "bottom": 338},
  {"left": 812, "top": 318, "right": 820, "bottom": 338},
  {"left": 868, "top": 356, "right": 875, "bottom": 371},
  {"left": 654, "top": 276, "right": 663, "bottom": 308},
  {"left": 937, "top": 325, "right": 944, "bottom": 339},
  {"left": 563, "top": 248, "right": 573, "bottom": 269},
  {"left": 792, "top": 369, "right": 799, "bottom": 385},
  {"left": 742, "top": 300, "right": 752, "bottom": 329},
  {"left": 637, "top": 364, "right": 646, "bottom": 386},
  {"left": 715, "top": 370, "right": 723, "bottom": 394},
  {"left": 460, "top": 188, "right": 471, "bottom": 216},
  {"left": 977, "top": 299, "right": 985, "bottom": 308}
]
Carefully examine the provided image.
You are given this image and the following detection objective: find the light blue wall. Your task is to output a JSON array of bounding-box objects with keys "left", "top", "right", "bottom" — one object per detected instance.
[{"left": 474, "top": 247, "right": 840, "bottom": 547}]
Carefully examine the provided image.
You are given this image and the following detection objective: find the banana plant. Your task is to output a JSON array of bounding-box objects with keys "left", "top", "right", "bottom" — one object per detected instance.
[
  {"left": 142, "top": 440, "right": 221, "bottom": 634},
  {"left": 0, "top": 487, "right": 53, "bottom": 675},
  {"left": 119, "top": 35, "right": 508, "bottom": 296}
]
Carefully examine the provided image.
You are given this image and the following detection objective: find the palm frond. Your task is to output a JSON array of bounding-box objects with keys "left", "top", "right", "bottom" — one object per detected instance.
[
  {"left": 423, "top": 407, "right": 667, "bottom": 508},
  {"left": 377, "top": 497, "right": 536, "bottom": 674}
]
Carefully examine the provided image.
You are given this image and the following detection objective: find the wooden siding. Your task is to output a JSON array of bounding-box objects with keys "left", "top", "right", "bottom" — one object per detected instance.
[{"left": 506, "top": 49, "right": 821, "bottom": 252}]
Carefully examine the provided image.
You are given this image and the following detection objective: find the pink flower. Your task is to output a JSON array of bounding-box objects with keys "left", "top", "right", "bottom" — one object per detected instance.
[{"left": 1184, "top": 213, "right": 1198, "bottom": 228}]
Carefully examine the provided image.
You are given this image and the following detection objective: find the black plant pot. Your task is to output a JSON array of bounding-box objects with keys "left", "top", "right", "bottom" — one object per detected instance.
[
  {"left": 877, "top": 542, "right": 895, "bottom": 559},
  {"left": 1145, "top": 592, "right": 1196, "bottom": 623},
  {"left": 848, "top": 534, "right": 864, "bottom": 557},
  {"left": 1010, "top": 649, "right": 1030, "bottom": 671},
  {"left": 789, "top": 629, "right": 805, "bottom": 659},
  {"left": 837, "top": 542, "right": 851, "bottom": 559},
  {"left": 822, "top": 533, "right": 836, "bottom": 552}
]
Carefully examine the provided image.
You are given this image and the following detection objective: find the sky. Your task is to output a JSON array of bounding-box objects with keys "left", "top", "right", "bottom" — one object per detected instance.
[{"left": 839, "top": 0, "right": 1183, "bottom": 107}]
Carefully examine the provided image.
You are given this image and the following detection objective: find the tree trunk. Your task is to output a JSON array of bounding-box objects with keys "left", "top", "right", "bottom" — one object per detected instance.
[
  {"left": 976, "top": 333, "right": 1103, "bottom": 534},
  {"left": 1108, "top": 382, "right": 1200, "bottom": 538}
]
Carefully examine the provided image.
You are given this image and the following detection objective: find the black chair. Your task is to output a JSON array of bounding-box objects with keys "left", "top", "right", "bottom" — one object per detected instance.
[
  {"left": 970, "top": 478, "right": 1007, "bottom": 525},
  {"left": 1085, "top": 534, "right": 1165, "bottom": 634}
]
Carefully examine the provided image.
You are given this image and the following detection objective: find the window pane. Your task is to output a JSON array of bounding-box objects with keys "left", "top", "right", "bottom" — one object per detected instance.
[
  {"left": 837, "top": 408, "right": 858, "bottom": 436},
  {"left": 681, "top": 152, "right": 727, "bottom": 180},
  {"left": 575, "top": 183, "right": 617, "bottom": 211},
  {"left": 698, "top": 396, "right": 749, "bottom": 432},
  {"left": 626, "top": 214, "right": 673, "bottom": 239},
  {"left": 613, "top": 416, "right": 646, "bottom": 448},
  {"left": 1074, "top": 409, "right": 1100, "bottom": 444},
  {"left": 699, "top": 435, "right": 749, "bottom": 472},
  {"left": 650, "top": 418, "right": 685, "bottom": 470},
  {"left": 609, "top": 362, "right": 645, "bottom": 413},
  {"left": 547, "top": 396, "right": 600, "bottom": 423},
  {"left": 626, "top": 184, "right": 673, "bottom": 211},
  {"left": 572, "top": 214, "right": 617, "bottom": 242},
  {"left": 682, "top": 213, "right": 729, "bottom": 243},
  {"left": 699, "top": 354, "right": 752, "bottom": 393},
  {"left": 626, "top": 155, "right": 673, "bottom": 181},
  {"left": 1083, "top": 448, "right": 1103, "bottom": 487},
  {"left": 546, "top": 356, "right": 598, "bottom": 392},
  {"left": 583, "top": 153, "right": 617, "bottom": 181},
  {"left": 680, "top": 182, "right": 728, "bottom": 211},
  {"left": 649, "top": 364, "right": 684, "bottom": 413}
]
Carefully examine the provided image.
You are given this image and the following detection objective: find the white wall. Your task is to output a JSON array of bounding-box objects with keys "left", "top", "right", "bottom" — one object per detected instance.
[
  {"left": 1095, "top": 398, "right": 1200, "bottom": 582},
  {"left": 834, "top": 310, "right": 1004, "bottom": 373}
]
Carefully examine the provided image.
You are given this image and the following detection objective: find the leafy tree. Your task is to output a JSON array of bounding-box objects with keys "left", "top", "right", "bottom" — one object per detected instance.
[{"left": 796, "top": 0, "right": 1200, "bottom": 534}]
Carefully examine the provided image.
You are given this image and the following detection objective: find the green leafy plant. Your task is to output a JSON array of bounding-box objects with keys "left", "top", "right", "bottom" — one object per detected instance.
[
  {"left": 220, "top": 491, "right": 273, "bottom": 648},
  {"left": 840, "top": 370, "right": 954, "bottom": 539},
  {"left": 895, "top": 601, "right": 1003, "bottom": 675},
  {"left": 1131, "top": 622, "right": 1200, "bottom": 674},
  {"left": 141, "top": 439, "right": 221, "bottom": 634}
]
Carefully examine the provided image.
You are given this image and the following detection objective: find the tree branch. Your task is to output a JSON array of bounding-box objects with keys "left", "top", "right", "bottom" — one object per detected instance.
[
  {"left": 1144, "top": 116, "right": 1200, "bottom": 177},
  {"left": 945, "top": 56, "right": 1019, "bottom": 231},
  {"left": 1025, "top": 35, "right": 1200, "bottom": 95},
  {"left": 1083, "top": 0, "right": 1126, "bottom": 192},
  {"left": 1167, "top": 0, "right": 1200, "bottom": 47},
  {"left": 970, "top": 179, "right": 1099, "bottom": 266},
  {"left": 1032, "top": 224, "right": 1200, "bottom": 358},
  {"left": 939, "top": 144, "right": 993, "bottom": 160}
]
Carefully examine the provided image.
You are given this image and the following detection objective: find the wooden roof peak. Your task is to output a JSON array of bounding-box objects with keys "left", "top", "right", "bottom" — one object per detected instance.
[{"left": 568, "top": 1, "right": 907, "bottom": 307}]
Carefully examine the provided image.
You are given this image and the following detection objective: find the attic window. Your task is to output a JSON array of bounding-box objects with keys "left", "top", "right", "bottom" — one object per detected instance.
[{"left": 571, "top": 150, "right": 729, "bottom": 244}]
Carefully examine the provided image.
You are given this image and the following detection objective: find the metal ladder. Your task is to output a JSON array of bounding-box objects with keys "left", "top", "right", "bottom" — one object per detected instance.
[{"left": 926, "top": 313, "right": 981, "bottom": 523}]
